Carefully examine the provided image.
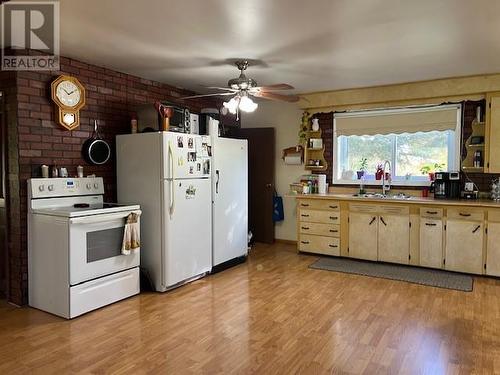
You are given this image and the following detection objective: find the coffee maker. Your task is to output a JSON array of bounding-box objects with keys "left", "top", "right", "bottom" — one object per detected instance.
[{"left": 433, "top": 172, "right": 460, "bottom": 199}]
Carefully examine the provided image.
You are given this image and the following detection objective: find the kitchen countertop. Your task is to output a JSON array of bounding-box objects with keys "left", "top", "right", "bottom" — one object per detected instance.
[{"left": 288, "top": 193, "right": 500, "bottom": 208}]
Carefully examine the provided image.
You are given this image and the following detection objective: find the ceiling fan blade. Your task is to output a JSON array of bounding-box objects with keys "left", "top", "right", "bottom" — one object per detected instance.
[
  {"left": 252, "top": 83, "right": 295, "bottom": 91},
  {"left": 205, "top": 86, "right": 239, "bottom": 92},
  {"left": 182, "top": 92, "right": 235, "bottom": 100},
  {"left": 253, "top": 91, "right": 300, "bottom": 103}
]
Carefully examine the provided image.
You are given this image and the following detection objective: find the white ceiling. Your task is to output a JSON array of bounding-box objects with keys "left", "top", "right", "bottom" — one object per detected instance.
[{"left": 58, "top": 0, "right": 500, "bottom": 94}]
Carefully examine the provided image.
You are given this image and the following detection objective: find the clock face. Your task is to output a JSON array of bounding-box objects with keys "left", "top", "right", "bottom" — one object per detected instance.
[{"left": 56, "top": 80, "right": 81, "bottom": 108}]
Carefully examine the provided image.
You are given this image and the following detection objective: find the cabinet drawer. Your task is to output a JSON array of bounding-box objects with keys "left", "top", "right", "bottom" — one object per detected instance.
[
  {"left": 379, "top": 205, "right": 409, "bottom": 215},
  {"left": 420, "top": 207, "right": 443, "bottom": 218},
  {"left": 447, "top": 208, "right": 485, "bottom": 221},
  {"left": 299, "top": 209, "right": 340, "bottom": 224},
  {"left": 299, "top": 223, "right": 340, "bottom": 237},
  {"left": 298, "top": 199, "right": 340, "bottom": 211},
  {"left": 349, "top": 204, "right": 379, "bottom": 213},
  {"left": 298, "top": 234, "right": 340, "bottom": 256},
  {"left": 488, "top": 209, "right": 500, "bottom": 222}
]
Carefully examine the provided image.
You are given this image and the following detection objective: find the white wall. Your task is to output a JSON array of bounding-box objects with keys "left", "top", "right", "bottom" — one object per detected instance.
[{"left": 240, "top": 101, "right": 303, "bottom": 241}]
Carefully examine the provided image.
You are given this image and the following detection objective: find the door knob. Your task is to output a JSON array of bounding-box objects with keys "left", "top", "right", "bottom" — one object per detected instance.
[{"left": 266, "top": 183, "right": 272, "bottom": 188}]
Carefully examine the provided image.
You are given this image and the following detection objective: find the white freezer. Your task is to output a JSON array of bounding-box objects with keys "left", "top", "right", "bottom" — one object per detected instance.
[
  {"left": 162, "top": 177, "right": 212, "bottom": 288},
  {"left": 211, "top": 136, "right": 248, "bottom": 266}
]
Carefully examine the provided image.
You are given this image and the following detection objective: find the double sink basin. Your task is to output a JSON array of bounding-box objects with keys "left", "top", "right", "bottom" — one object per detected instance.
[{"left": 352, "top": 192, "right": 414, "bottom": 200}]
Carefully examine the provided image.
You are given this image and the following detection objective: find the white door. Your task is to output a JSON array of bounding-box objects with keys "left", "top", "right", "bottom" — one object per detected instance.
[
  {"left": 162, "top": 133, "right": 211, "bottom": 180},
  {"left": 162, "top": 178, "right": 212, "bottom": 287},
  {"left": 212, "top": 138, "right": 248, "bottom": 266},
  {"left": 378, "top": 214, "right": 410, "bottom": 264},
  {"left": 445, "top": 220, "right": 483, "bottom": 274},
  {"left": 419, "top": 219, "right": 444, "bottom": 269},
  {"left": 349, "top": 212, "right": 378, "bottom": 261}
]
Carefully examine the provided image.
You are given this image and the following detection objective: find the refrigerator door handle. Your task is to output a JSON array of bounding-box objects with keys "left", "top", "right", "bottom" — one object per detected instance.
[
  {"left": 168, "top": 142, "right": 175, "bottom": 215},
  {"left": 215, "top": 170, "right": 220, "bottom": 194}
]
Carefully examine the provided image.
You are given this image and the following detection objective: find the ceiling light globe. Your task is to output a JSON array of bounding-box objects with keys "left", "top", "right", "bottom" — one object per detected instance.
[{"left": 239, "top": 96, "right": 258, "bottom": 112}]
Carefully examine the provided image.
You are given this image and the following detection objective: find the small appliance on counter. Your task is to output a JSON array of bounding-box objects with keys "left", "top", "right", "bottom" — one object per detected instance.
[
  {"left": 461, "top": 181, "right": 479, "bottom": 200},
  {"left": 433, "top": 171, "right": 460, "bottom": 199}
]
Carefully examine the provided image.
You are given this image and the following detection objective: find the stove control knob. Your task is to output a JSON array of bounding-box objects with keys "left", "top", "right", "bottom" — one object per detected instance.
[
  {"left": 94, "top": 183, "right": 99, "bottom": 189},
  {"left": 38, "top": 185, "right": 45, "bottom": 192},
  {"left": 86, "top": 183, "right": 92, "bottom": 190},
  {"left": 48, "top": 185, "right": 54, "bottom": 192}
]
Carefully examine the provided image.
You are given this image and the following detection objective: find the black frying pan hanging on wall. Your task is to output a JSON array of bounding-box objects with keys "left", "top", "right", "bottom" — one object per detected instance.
[{"left": 82, "top": 120, "right": 111, "bottom": 165}]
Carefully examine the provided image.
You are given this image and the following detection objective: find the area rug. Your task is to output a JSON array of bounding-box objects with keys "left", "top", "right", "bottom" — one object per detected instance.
[{"left": 309, "top": 257, "right": 473, "bottom": 292}]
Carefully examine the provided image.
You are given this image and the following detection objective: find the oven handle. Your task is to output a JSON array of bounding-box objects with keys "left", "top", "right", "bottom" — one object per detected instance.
[{"left": 69, "top": 210, "right": 142, "bottom": 225}]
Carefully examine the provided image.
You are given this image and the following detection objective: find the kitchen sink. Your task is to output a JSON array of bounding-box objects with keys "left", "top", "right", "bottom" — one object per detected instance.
[{"left": 352, "top": 192, "right": 414, "bottom": 200}]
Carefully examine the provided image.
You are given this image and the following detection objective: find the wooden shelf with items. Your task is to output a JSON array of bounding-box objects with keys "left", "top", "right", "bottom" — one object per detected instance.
[
  {"left": 304, "top": 130, "right": 328, "bottom": 172},
  {"left": 462, "top": 114, "right": 485, "bottom": 172}
]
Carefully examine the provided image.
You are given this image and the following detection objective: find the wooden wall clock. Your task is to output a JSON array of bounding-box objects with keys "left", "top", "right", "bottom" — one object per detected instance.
[{"left": 51, "top": 75, "right": 86, "bottom": 130}]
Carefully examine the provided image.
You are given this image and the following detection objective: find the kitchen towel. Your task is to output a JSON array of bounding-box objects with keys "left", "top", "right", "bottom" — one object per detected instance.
[{"left": 122, "top": 212, "right": 141, "bottom": 255}]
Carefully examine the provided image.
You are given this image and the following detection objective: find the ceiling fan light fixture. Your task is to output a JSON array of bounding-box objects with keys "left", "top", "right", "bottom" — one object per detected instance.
[
  {"left": 223, "top": 97, "right": 239, "bottom": 114},
  {"left": 239, "top": 95, "right": 258, "bottom": 113}
]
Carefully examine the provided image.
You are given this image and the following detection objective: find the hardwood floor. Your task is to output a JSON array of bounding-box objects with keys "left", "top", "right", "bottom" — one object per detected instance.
[{"left": 1, "top": 243, "right": 500, "bottom": 374}]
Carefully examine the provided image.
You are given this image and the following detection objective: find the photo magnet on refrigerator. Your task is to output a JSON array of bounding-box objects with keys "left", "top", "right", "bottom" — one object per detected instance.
[{"left": 185, "top": 185, "right": 196, "bottom": 199}]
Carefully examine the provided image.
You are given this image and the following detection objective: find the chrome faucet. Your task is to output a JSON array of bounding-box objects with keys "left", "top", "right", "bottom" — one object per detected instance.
[{"left": 382, "top": 160, "right": 392, "bottom": 196}]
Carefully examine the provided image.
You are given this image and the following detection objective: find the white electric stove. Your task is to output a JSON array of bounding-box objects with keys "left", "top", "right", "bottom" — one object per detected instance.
[{"left": 28, "top": 177, "right": 141, "bottom": 319}]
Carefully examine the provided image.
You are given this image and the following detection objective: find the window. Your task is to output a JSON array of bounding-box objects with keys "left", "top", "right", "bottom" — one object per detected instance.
[{"left": 333, "top": 104, "right": 461, "bottom": 185}]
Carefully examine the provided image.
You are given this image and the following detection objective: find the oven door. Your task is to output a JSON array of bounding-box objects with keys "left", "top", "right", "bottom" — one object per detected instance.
[{"left": 68, "top": 210, "right": 141, "bottom": 285}]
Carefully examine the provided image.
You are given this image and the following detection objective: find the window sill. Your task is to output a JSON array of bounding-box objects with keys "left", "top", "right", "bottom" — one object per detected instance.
[{"left": 333, "top": 179, "right": 432, "bottom": 188}]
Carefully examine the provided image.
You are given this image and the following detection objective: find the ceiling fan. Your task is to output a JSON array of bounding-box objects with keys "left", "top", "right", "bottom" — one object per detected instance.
[{"left": 182, "top": 60, "right": 300, "bottom": 117}]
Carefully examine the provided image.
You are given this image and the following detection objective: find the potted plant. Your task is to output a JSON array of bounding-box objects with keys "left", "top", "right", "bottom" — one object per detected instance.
[
  {"left": 375, "top": 163, "right": 384, "bottom": 180},
  {"left": 357, "top": 158, "right": 368, "bottom": 179},
  {"left": 420, "top": 163, "right": 444, "bottom": 181}
]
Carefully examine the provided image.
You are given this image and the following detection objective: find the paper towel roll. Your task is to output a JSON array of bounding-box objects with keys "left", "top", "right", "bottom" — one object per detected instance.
[{"left": 317, "top": 174, "right": 327, "bottom": 194}]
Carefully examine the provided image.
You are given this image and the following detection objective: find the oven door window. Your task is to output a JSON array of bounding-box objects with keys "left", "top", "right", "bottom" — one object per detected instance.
[{"left": 86, "top": 227, "right": 124, "bottom": 263}]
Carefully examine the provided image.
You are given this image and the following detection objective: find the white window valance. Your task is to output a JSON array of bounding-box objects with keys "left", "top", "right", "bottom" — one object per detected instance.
[{"left": 334, "top": 104, "right": 460, "bottom": 137}]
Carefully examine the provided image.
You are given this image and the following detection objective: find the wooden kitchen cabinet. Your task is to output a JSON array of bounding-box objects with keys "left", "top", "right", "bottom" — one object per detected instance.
[
  {"left": 297, "top": 199, "right": 341, "bottom": 256},
  {"left": 486, "top": 212, "right": 500, "bottom": 276},
  {"left": 348, "top": 212, "right": 378, "bottom": 261},
  {"left": 445, "top": 220, "right": 484, "bottom": 274},
  {"left": 419, "top": 218, "right": 444, "bottom": 269},
  {"left": 378, "top": 214, "right": 410, "bottom": 264},
  {"left": 485, "top": 92, "right": 500, "bottom": 173}
]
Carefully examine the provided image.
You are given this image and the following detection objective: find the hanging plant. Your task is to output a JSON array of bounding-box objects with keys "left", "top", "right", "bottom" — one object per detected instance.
[{"left": 298, "top": 111, "right": 311, "bottom": 146}]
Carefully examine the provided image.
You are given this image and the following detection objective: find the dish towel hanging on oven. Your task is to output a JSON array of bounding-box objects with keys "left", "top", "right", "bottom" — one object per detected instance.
[{"left": 122, "top": 212, "right": 140, "bottom": 255}]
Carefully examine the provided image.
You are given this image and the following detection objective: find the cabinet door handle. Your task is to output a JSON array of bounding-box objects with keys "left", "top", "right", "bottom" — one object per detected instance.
[
  {"left": 329, "top": 205, "right": 338, "bottom": 209},
  {"left": 300, "top": 203, "right": 310, "bottom": 207},
  {"left": 472, "top": 225, "right": 481, "bottom": 234},
  {"left": 380, "top": 217, "right": 387, "bottom": 226},
  {"left": 329, "top": 216, "right": 338, "bottom": 220},
  {"left": 329, "top": 244, "right": 338, "bottom": 248},
  {"left": 426, "top": 211, "right": 438, "bottom": 214},
  {"left": 425, "top": 222, "right": 437, "bottom": 226},
  {"left": 369, "top": 217, "right": 377, "bottom": 225},
  {"left": 459, "top": 213, "right": 471, "bottom": 217},
  {"left": 301, "top": 226, "right": 310, "bottom": 230},
  {"left": 329, "top": 229, "right": 338, "bottom": 233},
  {"left": 301, "top": 214, "right": 310, "bottom": 217},
  {"left": 301, "top": 241, "right": 310, "bottom": 244}
]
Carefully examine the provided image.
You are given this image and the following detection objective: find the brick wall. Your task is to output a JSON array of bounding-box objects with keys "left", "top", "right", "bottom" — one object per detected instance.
[
  {"left": 313, "top": 101, "right": 499, "bottom": 192},
  {"left": 4, "top": 52, "right": 220, "bottom": 305}
]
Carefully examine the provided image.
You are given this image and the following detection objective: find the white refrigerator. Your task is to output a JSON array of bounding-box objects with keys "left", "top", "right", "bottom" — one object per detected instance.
[
  {"left": 211, "top": 123, "right": 249, "bottom": 269},
  {"left": 117, "top": 132, "right": 212, "bottom": 291}
]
